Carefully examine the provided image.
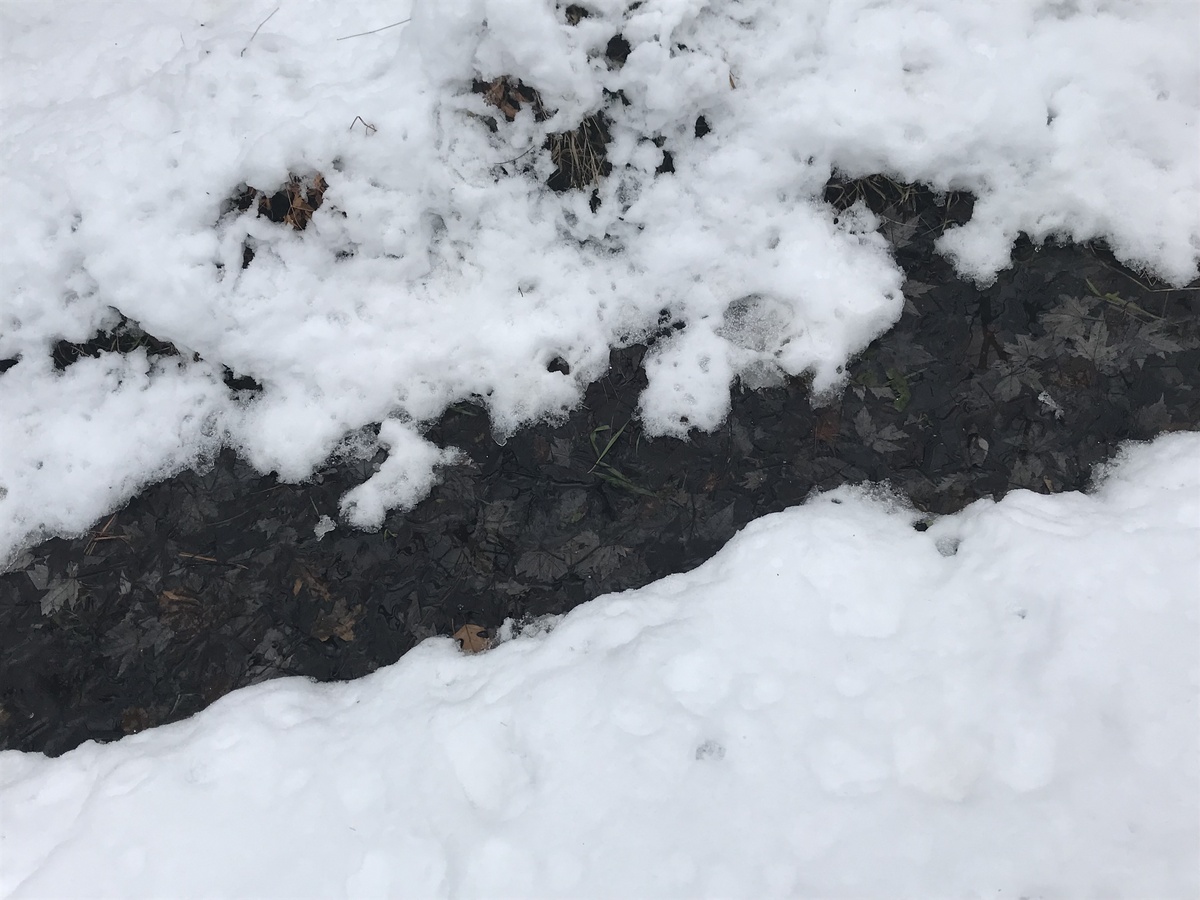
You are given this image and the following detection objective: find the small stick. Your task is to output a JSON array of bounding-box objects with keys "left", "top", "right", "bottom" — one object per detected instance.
[
  {"left": 336, "top": 18, "right": 410, "bottom": 41},
  {"left": 241, "top": 6, "right": 280, "bottom": 56},
  {"left": 85, "top": 514, "right": 120, "bottom": 555},
  {"left": 179, "top": 551, "right": 249, "bottom": 569},
  {"left": 492, "top": 145, "right": 536, "bottom": 169}
]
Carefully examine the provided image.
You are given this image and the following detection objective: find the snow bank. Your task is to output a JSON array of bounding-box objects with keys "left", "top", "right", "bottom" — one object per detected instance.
[
  {"left": 0, "top": 352, "right": 226, "bottom": 559},
  {"left": 1, "top": 433, "right": 1196, "bottom": 898},
  {"left": 2, "top": 0, "right": 1198, "bottom": 564}
]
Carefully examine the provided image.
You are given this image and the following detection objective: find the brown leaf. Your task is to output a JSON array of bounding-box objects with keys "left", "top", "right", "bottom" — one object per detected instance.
[
  {"left": 453, "top": 624, "right": 491, "bottom": 654},
  {"left": 284, "top": 192, "right": 314, "bottom": 230},
  {"left": 814, "top": 408, "right": 840, "bottom": 443},
  {"left": 484, "top": 78, "right": 506, "bottom": 107},
  {"left": 293, "top": 564, "right": 334, "bottom": 603},
  {"left": 120, "top": 708, "right": 152, "bottom": 735},
  {"left": 158, "top": 588, "right": 202, "bottom": 631},
  {"left": 292, "top": 563, "right": 362, "bottom": 641},
  {"left": 310, "top": 596, "right": 364, "bottom": 642},
  {"left": 307, "top": 173, "right": 328, "bottom": 207},
  {"left": 478, "top": 76, "right": 544, "bottom": 122},
  {"left": 247, "top": 172, "right": 326, "bottom": 231}
]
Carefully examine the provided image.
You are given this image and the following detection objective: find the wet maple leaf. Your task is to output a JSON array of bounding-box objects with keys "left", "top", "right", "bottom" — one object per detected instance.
[
  {"left": 1125, "top": 321, "right": 1184, "bottom": 360},
  {"left": 516, "top": 549, "right": 568, "bottom": 582},
  {"left": 853, "top": 408, "right": 905, "bottom": 453},
  {"left": 575, "top": 544, "right": 629, "bottom": 578},
  {"left": 1068, "top": 320, "right": 1120, "bottom": 373},
  {"left": 1042, "top": 295, "right": 1100, "bottom": 341}
]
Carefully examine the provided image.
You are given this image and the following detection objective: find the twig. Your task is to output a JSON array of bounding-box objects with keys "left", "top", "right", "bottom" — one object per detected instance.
[
  {"left": 241, "top": 6, "right": 280, "bottom": 57},
  {"left": 336, "top": 18, "right": 410, "bottom": 41},
  {"left": 492, "top": 145, "right": 537, "bottom": 170},
  {"left": 85, "top": 514, "right": 124, "bottom": 555},
  {"left": 179, "top": 551, "right": 248, "bottom": 569},
  {"left": 179, "top": 552, "right": 219, "bottom": 563},
  {"left": 1084, "top": 277, "right": 1164, "bottom": 321}
]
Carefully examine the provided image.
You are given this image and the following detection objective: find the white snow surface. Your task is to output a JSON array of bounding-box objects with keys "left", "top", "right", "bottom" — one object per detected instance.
[
  {"left": 1, "top": 433, "right": 1197, "bottom": 898},
  {"left": 3, "top": 0, "right": 1199, "bottom": 564}
]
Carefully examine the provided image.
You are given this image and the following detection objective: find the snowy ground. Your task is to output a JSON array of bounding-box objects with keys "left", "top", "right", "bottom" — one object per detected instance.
[
  {"left": 2, "top": 0, "right": 1198, "bottom": 564},
  {"left": 2, "top": 0, "right": 1199, "bottom": 896},
  {"left": 1, "top": 433, "right": 1198, "bottom": 898}
]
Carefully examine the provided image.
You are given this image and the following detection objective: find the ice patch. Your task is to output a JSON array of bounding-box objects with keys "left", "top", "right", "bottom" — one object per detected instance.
[{"left": 313, "top": 515, "right": 336, "bottom": 540}]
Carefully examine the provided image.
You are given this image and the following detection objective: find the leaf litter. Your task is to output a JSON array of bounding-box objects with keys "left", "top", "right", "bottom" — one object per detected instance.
[{"left": 3, "top": 181, "right": 1198, "bottom": 755}]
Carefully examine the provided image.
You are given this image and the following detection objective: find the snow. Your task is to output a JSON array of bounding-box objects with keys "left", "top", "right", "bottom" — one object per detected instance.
[
  {"left": 2, "top": 433, "right": 1197, "bottom": 898},
  {"left": 2, "top": 0, "right": 1198, "bottom": 563},
  {"left": 2, "top": 1, "right": 1199, "bottom": 895}
]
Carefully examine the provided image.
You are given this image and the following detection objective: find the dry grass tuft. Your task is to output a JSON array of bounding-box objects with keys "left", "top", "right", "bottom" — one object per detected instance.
[
  {"left": 471, "top": 74, "right": 613, "bottom": 197},
  {"left": 825, "top": 173, "right": 920, "bottom": 213},
  {"left": 546, "top": 113, "right": 611, "bottom": 192}
]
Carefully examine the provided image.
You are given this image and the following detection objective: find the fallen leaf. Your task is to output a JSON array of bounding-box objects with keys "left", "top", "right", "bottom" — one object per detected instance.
[
  {"left": 40, "top": 577, "right": 80, "bottom": 615},
  {"left": 1126, "top": 320, "right": 1184, "bottom": 359},
  {"left": 1042, "top": 294, "right": 1100, "bottom": 341},
  {"left": 562, "top": 530, "right": 600, "bottom": 565},
  {"left": 516, "top": 549, "right": 569, "bottom": 582},
  {"left": 880, "top": 215, "right": 919, "bottom": 249},
  {"left": 453, "top": 624, "right": 491, "bottom": 654},
  {"left": 575, "top": 544, "right": 629, "bottom": 578},
  {"left": 26, "top": 564, "right": 49, "bottom": 591},
  {"left": 814, "top": 408, "right": 840, "bottom": 443},
  {"left": 902, "top": 279, "right": 934, "bottom": 298},
  {"left": 310, "top": 596, "right": 364, "bottom": 642},
  {"left": 293, "top": 563, "right": 363, "bottom": 641},
  {"left": 1069, "top": 320, "right": 1120, "bottom": 373}
]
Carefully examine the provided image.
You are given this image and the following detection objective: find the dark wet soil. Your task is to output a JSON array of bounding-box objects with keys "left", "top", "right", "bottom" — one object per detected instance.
[{"left": 3, "top": 180, "right": 1198, "bottom": 756}]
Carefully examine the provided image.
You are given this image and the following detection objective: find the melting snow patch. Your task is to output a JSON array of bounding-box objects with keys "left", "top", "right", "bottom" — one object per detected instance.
[{"left": 337, "top": 419, "right": 461, "bottom": 530}]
